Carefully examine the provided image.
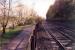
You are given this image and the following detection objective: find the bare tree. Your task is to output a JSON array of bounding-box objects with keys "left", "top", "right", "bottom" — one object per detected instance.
[
  {"left": 15, "top": 3, "right": 24, "bottom": 25},
  {"left": 0, "top": 0, "right": 12, "bottom": 35}
]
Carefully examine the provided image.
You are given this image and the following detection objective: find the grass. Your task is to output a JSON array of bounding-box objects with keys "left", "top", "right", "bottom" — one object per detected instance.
[
  {"left": 3, "top": 26, "right": 23, "bottom": 39},
  {"left": 0, "top": 25, "right": 33, "bottom": 49},
  {"left": 0, "top": 26, "right": 24, "bottom": 48}
]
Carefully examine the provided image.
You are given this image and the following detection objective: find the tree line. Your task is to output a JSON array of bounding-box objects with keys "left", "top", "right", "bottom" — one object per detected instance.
[
  {"left": 0, "top": 0, "right": 43, "bottom": 36},
  {"left": 46, "top": 0, "right": 75, "bottom": 21}
]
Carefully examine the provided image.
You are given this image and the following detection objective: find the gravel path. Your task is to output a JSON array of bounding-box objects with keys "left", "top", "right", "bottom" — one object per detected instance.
[{"left": 3, "top": 25, "right": 35, "bottom": 50}]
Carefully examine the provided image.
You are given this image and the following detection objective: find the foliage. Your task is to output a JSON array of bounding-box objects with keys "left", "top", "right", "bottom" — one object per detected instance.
[{"left": 46, "top": 0, "right": 74, "bottom": 21}]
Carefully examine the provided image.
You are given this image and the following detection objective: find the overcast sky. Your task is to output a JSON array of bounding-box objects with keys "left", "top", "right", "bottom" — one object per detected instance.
[{"left": 14, "top": 0, "right": 55, "bottom": 19}]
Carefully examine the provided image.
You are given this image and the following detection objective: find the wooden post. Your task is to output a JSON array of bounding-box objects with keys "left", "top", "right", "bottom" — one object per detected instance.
[{"left": 31, "top": 36, "right": 35, "bottom": 50}]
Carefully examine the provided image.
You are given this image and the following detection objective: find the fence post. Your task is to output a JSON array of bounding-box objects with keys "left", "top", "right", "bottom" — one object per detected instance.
[{"left": 31, "top": 36, "right": 35, "bottom": 50}]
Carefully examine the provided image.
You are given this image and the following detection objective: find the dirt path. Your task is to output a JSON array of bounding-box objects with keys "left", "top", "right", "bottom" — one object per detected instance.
[{"left": 3, "top": 25, "right": 35, "bottom": 50}]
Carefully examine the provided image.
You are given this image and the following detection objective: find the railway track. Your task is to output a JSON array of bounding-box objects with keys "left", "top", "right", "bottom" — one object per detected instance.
[
  {"left": 49, "top": 22, "right": 75, "bottom": 41},
  {"left": 42, "top": 22, "right": 73, "bottom": 50},
  {"left": 51, "top": 21, "right": 75, "bottom": 31}
]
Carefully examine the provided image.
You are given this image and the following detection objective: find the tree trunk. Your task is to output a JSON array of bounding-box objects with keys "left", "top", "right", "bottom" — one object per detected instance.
[
  {"left": 12, "top": 24, "right": 15, "bottom": 29},
  {"left": 2, "top": 26, "right": 6, "bottom": 35}
]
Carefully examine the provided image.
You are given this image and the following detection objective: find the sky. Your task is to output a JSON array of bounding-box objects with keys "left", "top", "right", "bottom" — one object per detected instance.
[{"left": 15, "top": 0, "right": 55, "bottom": 19}]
